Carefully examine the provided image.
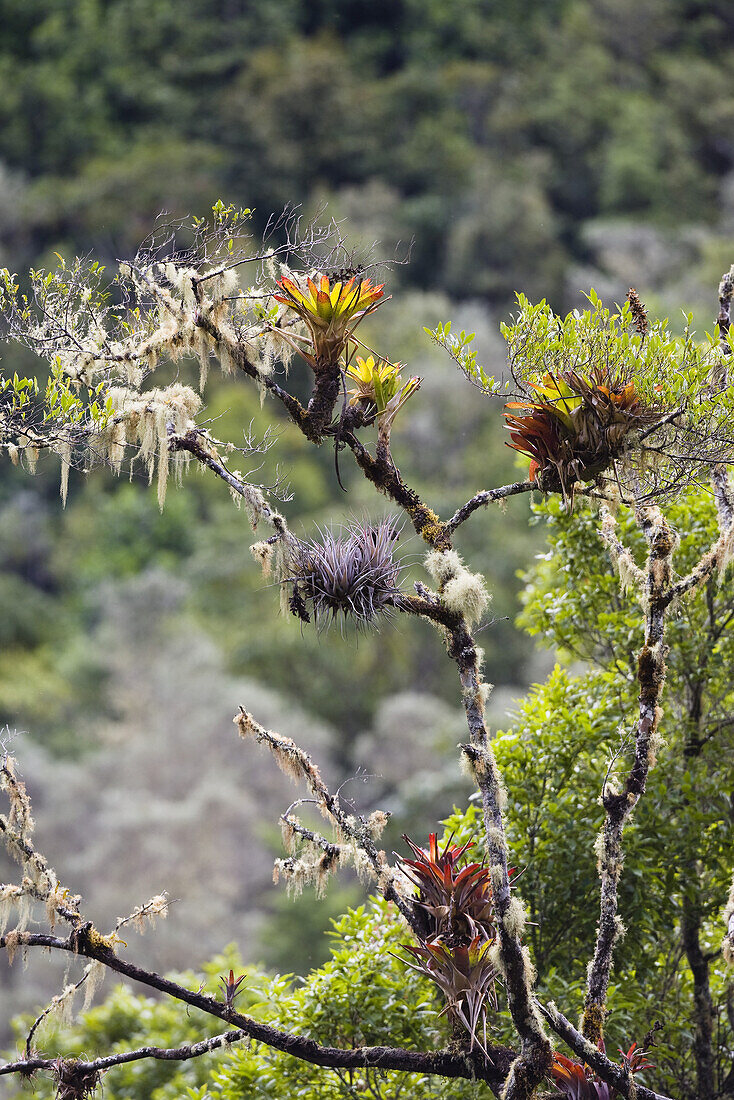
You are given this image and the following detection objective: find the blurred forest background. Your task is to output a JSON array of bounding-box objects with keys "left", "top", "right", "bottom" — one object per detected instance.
[{"left": 1, "top": 0, "right": 734, "bottom": 1049}]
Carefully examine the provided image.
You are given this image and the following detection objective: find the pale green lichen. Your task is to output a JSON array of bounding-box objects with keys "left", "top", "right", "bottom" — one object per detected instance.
[{"left": 424, "top": 549, "right": 490, "bottom": 627}]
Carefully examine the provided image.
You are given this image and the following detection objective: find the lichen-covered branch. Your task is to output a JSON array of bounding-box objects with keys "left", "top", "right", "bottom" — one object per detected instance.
[
  {"left": 0, "top": 928, "right": 516, "bottom": 1095},
  {"left": 598, "top": 505, "right": 646, "bottom": 596},
  {"left": 409, "top": 549, "right": 552, "bottom": 1098},
  {"left": 342, "top": 429, "right": 452, "bottom": 549},
  {"left": 234, "top": 709, "right": 419, "bottom": 932},
  {"left": 716, "top": 264, "right": 734, "bottom": 352},
  {"left": 666, "top": 466, "right": 734, "bottom": 604},
  {"left": 169, "top": 427, "right": 292, "bottom": 541},
  {"left": 2, "top": 1028, "right": 250, "bottom": 1081},
  {"left": 1, "top": 756, "right": 81, "bottom": 930},
  {"left": 723, "top": 872, "right": 734, "bottom": 967},
  {"left": 446, "top": 480, "right": 534, "bottom": 533},
  {"left": 541, "top": 1004, "right": 675, "bottom": 1100},
  {"left": 457, "top": 653, "right": 552, "bottom": 1097},
  {"left": 712, "top": 463, "right": 734, "bottom": 531},
  {"left": 582, "top": 507, "right": 675, "bottom": 1044}
]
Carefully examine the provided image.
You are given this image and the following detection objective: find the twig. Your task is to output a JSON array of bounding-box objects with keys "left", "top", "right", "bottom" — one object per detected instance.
[{"left": 168, "top": 428, "right": 292, "bottom": 544}]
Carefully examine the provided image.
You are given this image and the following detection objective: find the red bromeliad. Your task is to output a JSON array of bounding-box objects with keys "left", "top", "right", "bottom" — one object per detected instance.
[
  {"left": 401, "top": 935, "right": 499, "bottom": 1056},
  {"left": 395, "top": 834, "right": 510, "bottom": 1053},
  {"left": 219, "top": 969, "right": 247, "bottom": 1012},
  {"left": 398, "top": 832, "right": 499, "bottom": 943}
]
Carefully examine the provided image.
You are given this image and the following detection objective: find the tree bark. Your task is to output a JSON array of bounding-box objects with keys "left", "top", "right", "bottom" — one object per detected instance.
[{"left": 680, "top": 891, "right": 715, "bottom": 1100}]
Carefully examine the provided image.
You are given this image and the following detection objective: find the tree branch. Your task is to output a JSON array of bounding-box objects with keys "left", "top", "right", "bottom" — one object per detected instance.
[
  {"left": 582, "top": 506, "right": 675, "bottom": 1043},
  {"left": 541, "top": 1004, "right": 675, "bottom": 1100},
  {"left": 446, "top": 480, "right": 534, "bottom": 533},
  {"left": 681, "top": 888, "right": 716, "bottom": 1097},
  {"left": 341, "top": 429, "right": 452, "bottom": 549},
  {"left": 234, "top": 709, "right": 420, "bottom": 933},
  {"left": 428, "top": 601, "right": 553, "bottom": 1096},
  {"left": 0, "top": 930, "right": 515, "bottom": 1094},
  {"left": 666, "top": 466, "right": 734, "bottom": 604},
  {"left": 190, "top": 306, "right": 319, "bottom": 437},
  {"left": 598, "top": 505, "right": 646, "bottom": 596},
  {"left": 712, "top": 463, "right": 734, "bottom": 532},
  {"left": 2, "top": 1028, "right": 250, "bottom": 1079},
  {"left": 168, "top": 427, "right": 292, "bottom": 544}
]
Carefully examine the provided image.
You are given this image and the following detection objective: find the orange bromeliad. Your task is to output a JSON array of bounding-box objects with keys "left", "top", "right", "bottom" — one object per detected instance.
[{"left": 504, "top": 368, "right": 657, "bottom": 499}]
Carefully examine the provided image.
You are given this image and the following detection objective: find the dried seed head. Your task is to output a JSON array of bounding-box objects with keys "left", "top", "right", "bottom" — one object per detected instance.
[
  {"left": 627, "top": 288, "right": 649, "bottom": 335},
  {"left": 291, "top": 517, "right": 403, "bottom": 630}
]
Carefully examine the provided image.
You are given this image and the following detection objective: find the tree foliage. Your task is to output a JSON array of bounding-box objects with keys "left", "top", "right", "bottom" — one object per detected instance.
[{"left": 1, "top": 1, "right": 734, "bottom": 310}]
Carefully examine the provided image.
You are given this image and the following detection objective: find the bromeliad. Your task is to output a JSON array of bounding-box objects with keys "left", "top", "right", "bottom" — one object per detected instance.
[
  {"left": 401, "top": 935, "right": 499, "bottom": 1056},
  {"left": 289, "top": 517, "right": 403, "bottom": 631},
  {"left": 219, "top": 969, "right": 247, "bottom": 1012},
  {"left": 550, "top": 1041, "right": 655, "bottom": 1098},
  {"left": 504, "top": 367, "right": 658, "bottom": 501},
  {"left": 397, "top": 832, "right": 498, "bottom": 944},
  {"left": 274, "top": 273, "right": 386, "bottom": 367},
  {"left": 395, "top": 833, "right": 507, "bottom": 1054},
  {"left": 346, "top": 355, "right": 421, "bottom": 423}
]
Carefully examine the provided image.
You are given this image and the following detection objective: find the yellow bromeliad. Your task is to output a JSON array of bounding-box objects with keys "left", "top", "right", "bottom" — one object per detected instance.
[
  {"left": 274, "top": 273, "right": 386, "bottom": 366},
  {"left": 527, "top": 373, "right": 583, "bottom": 428},
  {"left": 275, "top": 273, "right": 384, "bottom": 324},
  {"left": 346, "top": 355, "right": 401, "bottom": 410},
  {"left": 346, "top": 355, "right": 421, "bottom": 418}
]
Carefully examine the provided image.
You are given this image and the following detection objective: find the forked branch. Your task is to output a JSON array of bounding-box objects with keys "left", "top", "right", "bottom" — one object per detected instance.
[{"left": 234, "top": 709, "right": 419, "bottom": 932}]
